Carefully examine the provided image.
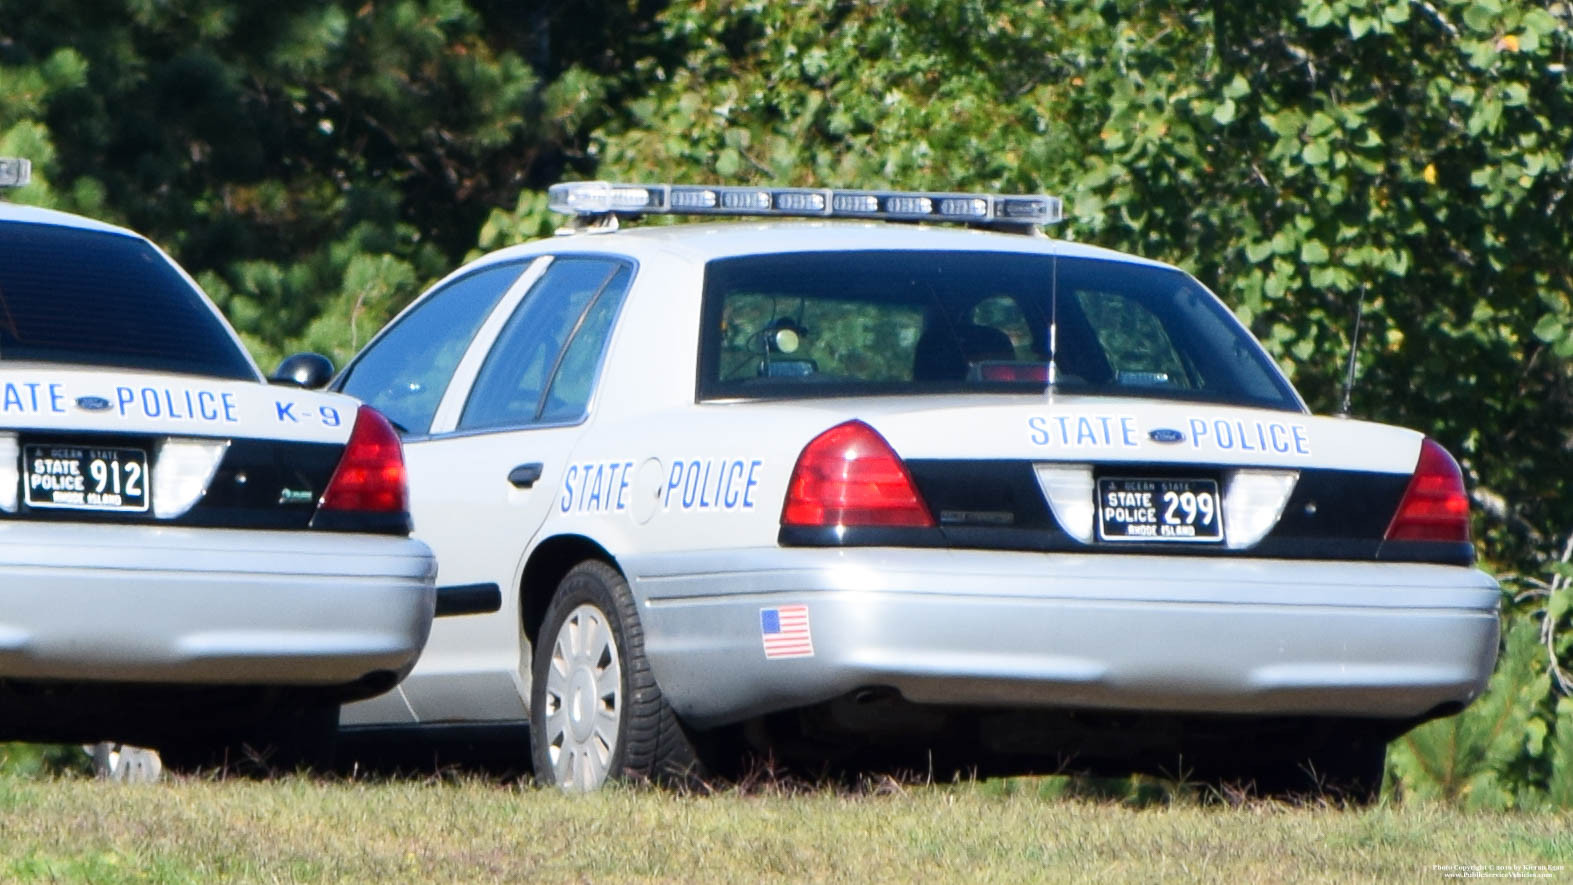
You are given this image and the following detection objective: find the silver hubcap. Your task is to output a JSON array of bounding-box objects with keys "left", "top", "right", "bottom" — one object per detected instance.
[
  {"left": 542, "top": 603, "right": 623, "bottom": 790},
  {"left": 88, "top": 742, "right": 163, "bottom": 783}
]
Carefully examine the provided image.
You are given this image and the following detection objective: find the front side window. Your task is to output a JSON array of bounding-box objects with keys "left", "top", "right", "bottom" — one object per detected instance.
[
  {"left": 698, "top": 250, "right": 1299, "bottom": 410},
  {"left": 337, "top": 260, "right": 529, "bottom": 434},
  {"left": 458, "top": 258, "right": 632, "bottom": 432},
  {"left": 0, "top": 222, "right": 255, "bottom": 379}
]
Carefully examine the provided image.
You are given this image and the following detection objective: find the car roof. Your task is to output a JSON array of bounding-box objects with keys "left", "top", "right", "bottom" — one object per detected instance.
[
  {"left": 0, "top": 200, "right": 142, "bottom": 239},
  {"left": 474, "top": 220, "right": 1180, "bottom": 272}
]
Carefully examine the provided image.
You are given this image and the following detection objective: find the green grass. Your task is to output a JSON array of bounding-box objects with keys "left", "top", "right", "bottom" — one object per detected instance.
[{"left": 2, "top": 769, "right": 1571, "bottom": 884}]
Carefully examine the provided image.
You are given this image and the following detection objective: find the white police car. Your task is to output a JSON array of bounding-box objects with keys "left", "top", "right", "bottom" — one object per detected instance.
[
  {"left": 0, "top": 159, "right": 436, "bottom": 771},
  {"left": 337, "top": 180, "right": 1500, "bottom": 798}
]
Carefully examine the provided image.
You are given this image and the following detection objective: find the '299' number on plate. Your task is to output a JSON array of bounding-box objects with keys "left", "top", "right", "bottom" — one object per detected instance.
[
  {"left": 1097, "top": 477, "right": 1222, "bottom": 543},
  {"left": 23, "top": 444, "right": 150, "bottom": 513}
]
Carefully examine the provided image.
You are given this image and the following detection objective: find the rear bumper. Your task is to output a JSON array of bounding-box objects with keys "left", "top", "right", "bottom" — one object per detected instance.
[
  {"left": 629, "top": 548, "right": 1501, "bottom": 729},
  {"left": 0, "top": 521, "right": 435, "bottom": 690}
]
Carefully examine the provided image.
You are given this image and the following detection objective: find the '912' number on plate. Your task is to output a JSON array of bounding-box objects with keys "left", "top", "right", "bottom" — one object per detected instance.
[{"left": 23, "top": 444, "right": 150, "bottom": 513}]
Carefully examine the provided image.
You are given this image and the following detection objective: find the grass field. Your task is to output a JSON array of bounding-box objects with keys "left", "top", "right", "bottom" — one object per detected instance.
[{"left": 3, "top": 767, "right": 1571, "bottom": 884}]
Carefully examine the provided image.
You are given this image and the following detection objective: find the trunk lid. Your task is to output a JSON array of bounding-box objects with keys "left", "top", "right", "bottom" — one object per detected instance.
[
  {"left": 2, "top": 366, "right": 364, "bottom": 529},
  {"left": 774, "top": 395, "right": 1459, "bottom": 564}
]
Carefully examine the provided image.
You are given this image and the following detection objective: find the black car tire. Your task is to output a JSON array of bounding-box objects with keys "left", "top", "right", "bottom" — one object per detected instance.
[{"left": 529, "top": 559, "right": 703, "bottom": 790}]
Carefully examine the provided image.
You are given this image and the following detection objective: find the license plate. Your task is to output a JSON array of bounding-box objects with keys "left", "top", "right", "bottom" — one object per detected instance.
[
  {"left": 1097, "top": 476, "right": 1222, "bottom": 543},
  {"left": 23, "top": 444, "right": 150, "bottom": 513}
]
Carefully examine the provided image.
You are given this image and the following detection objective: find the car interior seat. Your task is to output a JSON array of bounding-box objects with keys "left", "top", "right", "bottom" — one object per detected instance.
[{"left": 912, "top": 322, "right": 1016, "bottom": 381}]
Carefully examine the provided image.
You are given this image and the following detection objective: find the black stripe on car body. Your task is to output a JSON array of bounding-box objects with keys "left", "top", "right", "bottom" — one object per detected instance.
[
  {"left": 777, "top": 461, "right": 1474, "bottom": 566},
  {"left": 6, "top": 433, "right": 409, "bottom": 535}
]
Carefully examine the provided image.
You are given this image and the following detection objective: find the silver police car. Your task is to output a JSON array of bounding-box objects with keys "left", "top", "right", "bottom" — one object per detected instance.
[
  {"left": 337, "top": 181, "right": 1499, "bottom": 800},
  {"left": 0, "top": 159, "right": 436, "bottom": 773}
]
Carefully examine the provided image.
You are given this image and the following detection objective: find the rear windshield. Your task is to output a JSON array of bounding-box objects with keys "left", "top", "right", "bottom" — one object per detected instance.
[
  {"left": 0, "top": 221, "right": 256, "bottom": 379},
  {"left": 698, "top": 250, "right": 1300, "bottom": 411}
]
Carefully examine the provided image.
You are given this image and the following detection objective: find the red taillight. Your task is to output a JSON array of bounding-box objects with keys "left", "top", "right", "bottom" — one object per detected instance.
[
  {"left": 781, "top": 420, "right": 934, "bottom": 528},
  {"left": 1385, "top": 438, "right": 1470, "bottom": 542},
  {"left": 320, "top": 405, "right": 408, "bottom": 513}
]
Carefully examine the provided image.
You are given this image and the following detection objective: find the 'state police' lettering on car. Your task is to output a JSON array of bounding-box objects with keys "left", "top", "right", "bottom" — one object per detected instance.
[
  {"left": 117, "top": 386, "right": 239, "bottom": 423},
  {"left": 666, "top": 458, "right": 763, "bottom": 512},
  {"left": 561, "top": 458, "right": 765, "bottom": 516},
  {"left": 1028, "top": 414, "right": 1311, "bottom": 456},
  {"left": 2, "top": 382, "right": 67, "bottom": 414},
  {"left": 10, "top": 383, "right": 247, "bottom": 423},
  {"left": 561, "top": 460, "right": 636, "bottom": 514}
]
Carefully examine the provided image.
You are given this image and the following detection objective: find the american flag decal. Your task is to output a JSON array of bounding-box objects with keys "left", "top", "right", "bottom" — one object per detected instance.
[{"left": 760, "top": 605, "right": 814, "bottom": 659}]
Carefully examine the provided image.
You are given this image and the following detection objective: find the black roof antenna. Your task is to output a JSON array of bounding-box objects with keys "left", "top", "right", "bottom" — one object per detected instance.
[
  {"left": 1339, "top": 285, "right": 1365, "bottom": 417},
  {"left": 1046, "top": 239, "right": 1060, "bottom": 399}
]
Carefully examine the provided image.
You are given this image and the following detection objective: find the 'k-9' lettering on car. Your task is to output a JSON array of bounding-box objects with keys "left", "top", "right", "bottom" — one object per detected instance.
[
  {"left": 336, "top": 181, "right": 1499, "bottom": 800},
  {"left": 0, "top": 158, "right": 436, "bottom": 772}
]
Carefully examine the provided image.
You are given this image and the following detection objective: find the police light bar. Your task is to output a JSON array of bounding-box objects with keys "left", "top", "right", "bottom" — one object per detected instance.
[
  {"left": 547, "top": 181, "right": 1063, "bottom": 227},
  {"left": 0, "top": 158, "right": 30, "bottom": 189}
]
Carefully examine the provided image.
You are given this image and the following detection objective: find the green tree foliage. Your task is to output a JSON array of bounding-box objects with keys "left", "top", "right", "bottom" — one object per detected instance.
[
  {"left": 0, "top": 742, "right": 89, "bottom": 777},
  {"left": 1390, "top": 619, "right": 1543, "bottom": 807},
  {"left": 0, "top": 0, "right": 660, "bottom": 368},
  {"left": 596, "top": 1, "right": 1095, "bottom": 191}
]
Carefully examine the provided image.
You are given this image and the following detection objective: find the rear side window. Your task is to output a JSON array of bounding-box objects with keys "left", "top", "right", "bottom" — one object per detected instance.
[
  {"left": 698, "top": 250, "right": 1300, "bottom": 411},
  {"left": 458, "top": 258, "right": 631, "bottom": 431},
  {"left": 538, "top": 266, "right": 633, "bottom": 423},
  {"left": 0, "top": 221, "right": 255, "bottom": 379}
]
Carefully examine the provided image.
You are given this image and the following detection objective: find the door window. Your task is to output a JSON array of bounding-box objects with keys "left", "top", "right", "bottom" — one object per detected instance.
[{"left": 337, "top": 261, "right": 528, "bottom": 434}]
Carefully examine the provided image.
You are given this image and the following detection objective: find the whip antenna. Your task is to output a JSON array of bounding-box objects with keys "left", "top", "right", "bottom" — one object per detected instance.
[
  {"left": 1047, "top": 242, "right": 1060, "bottom": 396},
  {"left": 1339, "top": 286, "right": 1365, "bottom": 417}
]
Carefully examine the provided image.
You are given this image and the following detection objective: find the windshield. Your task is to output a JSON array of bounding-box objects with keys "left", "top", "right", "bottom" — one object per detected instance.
[
  {"left": 697, "top": 250, "right": 1301, "bottom": 411},
  {"left": 0, "top": 221, "right": 256, "bottom": 379}
]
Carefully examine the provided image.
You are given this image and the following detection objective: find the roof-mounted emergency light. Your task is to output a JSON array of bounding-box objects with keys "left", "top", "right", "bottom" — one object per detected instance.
[
  {"left": 547, "top": 181, "right": 1063, "bottom": 230},
  {"left": 0, "top": 158, "right": 31, "bottom": 189}
]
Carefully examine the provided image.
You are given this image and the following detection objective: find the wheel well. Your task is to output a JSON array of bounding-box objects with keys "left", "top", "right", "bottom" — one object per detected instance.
[{"left": 520, "top": 535, "right": 618, "bottom": 644}]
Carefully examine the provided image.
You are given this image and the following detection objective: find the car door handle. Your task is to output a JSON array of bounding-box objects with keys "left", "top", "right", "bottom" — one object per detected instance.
[{"left": 507, "top": 462, "right": 544, "bottom": 488}]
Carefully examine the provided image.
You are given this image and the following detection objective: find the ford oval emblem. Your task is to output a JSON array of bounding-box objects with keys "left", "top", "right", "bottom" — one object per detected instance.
[
  {"left": 1148, "top": 428, "right": 1184, "bottom": 444},
  {"left": 76, "top": 396, "right": 111, "bottom": 412}
]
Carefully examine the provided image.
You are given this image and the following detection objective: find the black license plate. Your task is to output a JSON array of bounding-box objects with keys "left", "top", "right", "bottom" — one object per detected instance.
[
  {"left": 1097, "top": 477, "right": 1222, "bottom": 543},
  {"left": 23, "top": 444, "right": 150, "bottom": 513}
]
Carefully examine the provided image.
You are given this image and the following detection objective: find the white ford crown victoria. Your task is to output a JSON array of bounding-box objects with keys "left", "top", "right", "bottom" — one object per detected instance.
[
  {"left": 337, "top": 181, "right": 1499, "bottom": 799},
  {"left": 0, "top": 159, "right": 435, "bottom": 771}
]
